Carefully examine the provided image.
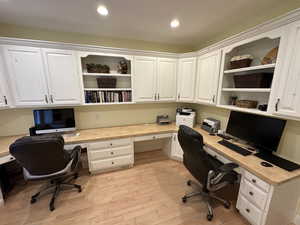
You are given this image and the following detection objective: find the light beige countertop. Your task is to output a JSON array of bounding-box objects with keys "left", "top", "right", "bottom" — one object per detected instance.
[{"left": 1, "top": 123, "right": 300, "bottom": 185}]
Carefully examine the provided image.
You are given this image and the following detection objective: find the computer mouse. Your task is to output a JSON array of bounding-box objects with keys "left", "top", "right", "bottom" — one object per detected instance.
[{"left": 261, "top": 161, "right": 273, "bottom": 167}]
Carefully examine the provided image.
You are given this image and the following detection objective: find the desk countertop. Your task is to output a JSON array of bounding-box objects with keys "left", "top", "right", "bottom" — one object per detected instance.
[{"left": 1, "top": 123, "right": 300, "bottom": 185}]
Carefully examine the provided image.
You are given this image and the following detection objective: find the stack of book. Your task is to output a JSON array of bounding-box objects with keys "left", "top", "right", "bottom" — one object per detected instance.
[{"left": 85, "top": 91, "right": 132, "bottom": 103}]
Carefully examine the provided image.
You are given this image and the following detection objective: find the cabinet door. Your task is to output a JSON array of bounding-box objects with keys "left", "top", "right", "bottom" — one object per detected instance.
[
  {"left": 177, "top": 57, "right": 196, "bottom": 102},
  {"left": 134, "top": 56, "right": 157, "bottom": 102},
  {"left": 157, "top": 58, "right": 177, "bottom": 101},
  {"left": 43, "top": 49, "right": 81, "bottom": 105},
  {"left": 171, "top": 134, "right": 183, "bottom": 160},
  {"left": 196, "top": 50, "right": 221, "bottom": 105},
  {"left": 3, "top": 46, "right": 49, "bottom": 106},
  {"left": 274, "top": 22, "right": 300, "bottom": 117},
  {"left": 0, "top": 54, "right": 9, "bottom": 108}
]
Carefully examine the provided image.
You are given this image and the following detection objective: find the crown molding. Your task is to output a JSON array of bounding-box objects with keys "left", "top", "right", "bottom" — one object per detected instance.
[{"left": 0, "top": 36, "right": 179, "bottom": 58}]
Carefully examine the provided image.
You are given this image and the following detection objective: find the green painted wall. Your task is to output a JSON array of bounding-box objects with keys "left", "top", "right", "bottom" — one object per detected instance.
[{"left": 0, "top": 23, "right": 193, "bottom": 53}]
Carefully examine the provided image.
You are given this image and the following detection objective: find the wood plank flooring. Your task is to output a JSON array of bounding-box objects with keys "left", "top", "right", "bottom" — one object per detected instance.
[{"left": 1, "top": 150, "right": 250, "bottom": 225}]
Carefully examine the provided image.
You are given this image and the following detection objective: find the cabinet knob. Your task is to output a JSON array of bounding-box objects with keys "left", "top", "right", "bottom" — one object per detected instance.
[
  {"left": 110, "top": 143, "right": 112, "bottom": 146},
  {"left": 178, "top": 93, "right": 180, "bottom": 100},
  {"left": 275, "top": 98, "right": 280, "bottom": 111},
  {"left": 45, "top": 95, "right": 48, "bottom": 103},
  {"left": 50, "top": 95, "right": 54, "bottom": 103},
  {"left": 212, "top": 95, "right": 215, "bottom": 103},
  {"left": 158, "top": 93, "right": 160, "bottom": 100},
  {"left": 153, "top": 136, "right": 156, "bottom": 139},
  {"left": 249, "top": 191, "right": 254, "bottom": 196},
  {"left": 246, "top": 208, "right": 250, "bottom": 213},
  {"left": 252, "top": 179, "right": 256, "bottom": 183},
  {"left": 3, "top": 96, "right": 8, "bottom": 105},
  {"left": 111, "top": 152, "right": 114, "bottom": 155},
  {"left": 112, "top": 161, "right": 114, "bottom": 164}
]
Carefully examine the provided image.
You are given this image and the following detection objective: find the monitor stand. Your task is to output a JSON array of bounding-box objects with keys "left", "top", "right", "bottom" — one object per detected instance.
[{"left": 255, "top": 152, "right": 300, "bottom": 171}]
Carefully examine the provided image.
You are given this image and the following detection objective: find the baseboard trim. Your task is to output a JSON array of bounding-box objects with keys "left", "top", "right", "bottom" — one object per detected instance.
[{"left": 294, "top": 214, "right": 300, "bottom": 225}]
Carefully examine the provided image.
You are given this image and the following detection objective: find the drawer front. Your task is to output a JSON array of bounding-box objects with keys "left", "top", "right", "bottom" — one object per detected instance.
[
  {"left": 88, "top": 138, "right": 132, "bottom": 150},
  {"left": 134, "top": 133, "right": 172, "bottom": 142},
  {"left": 238, "top": 195, "right": 263, "bottom": 225},
  {"left": 90, "top": 155, "right": 133, "bottom": 171},
  {"left": 89, "top": 145, "right": 133, "bottom": 160},
  {"left": 241, "top": 179, "right": 268, "bottom": 210},
  {"left": 244, "top": 171, "right": 270, "bottom": 192}
]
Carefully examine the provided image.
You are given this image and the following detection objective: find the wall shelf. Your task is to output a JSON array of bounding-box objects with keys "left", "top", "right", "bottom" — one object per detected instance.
[
  {"left": 84, "top": 88, "right": 132, "bottom": 91},
  {"left": 83, "top": 102, "right": 135, "bottom": 106},
  {"left": 224, "top": 63, "right": 276, "bottom": 74},
  {"left": 222, "top": 88, "right": 271, "bottom": 92},
  {"left": 218, "top": 105, "right": 269, "bottom": 116},
  {"left": 83, "top": 72, "right": 131, "bottom": 77}
]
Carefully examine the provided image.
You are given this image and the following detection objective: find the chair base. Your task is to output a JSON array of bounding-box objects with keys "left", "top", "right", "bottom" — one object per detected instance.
[
  {"left": 182, "top": 180, "right": 231, "bottom": 221},
  {"left": 30, "top": 172, "right": 81, "bottom": 211}
]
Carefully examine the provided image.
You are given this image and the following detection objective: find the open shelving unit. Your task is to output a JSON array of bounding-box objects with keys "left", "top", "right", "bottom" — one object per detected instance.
[
  {"left": 78, "top": 53, "right": 133, "bottom": 105},
  {"left": 217, "top": 34, "right": 282, "bottom": 115}
]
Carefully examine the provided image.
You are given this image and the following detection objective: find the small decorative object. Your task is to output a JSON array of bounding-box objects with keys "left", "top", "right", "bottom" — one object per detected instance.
[
  {"left": 261, "top": 47, "right": 278, "bottom": 65},
  {"left": 229, "top": 96, "right": 238, "bottom": 105},
  {"left": 236, "top": 100, "right": 258, "bottom": 108},
  {"left": 230, "top": 54, "right": 253, "bottom": 69},
  {"left": 118, "top": 60, "right": 128, "bottom": 74},
  {"left": 86, "top": 63, "right": 98, "bottom": 73},
  {"left": 234, "top": 73, "right": 273, "bottom": 88},
  {"left": 258, "top": 104, "right": 268, "bottom": 111},
  {"left": 97, "top": 77, "right": 116, "bottom": 88}
]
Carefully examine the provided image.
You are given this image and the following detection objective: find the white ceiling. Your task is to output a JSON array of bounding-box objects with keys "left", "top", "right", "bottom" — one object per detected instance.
[{"left": 0, "top": 0, "right": 299, "bottom": 48}]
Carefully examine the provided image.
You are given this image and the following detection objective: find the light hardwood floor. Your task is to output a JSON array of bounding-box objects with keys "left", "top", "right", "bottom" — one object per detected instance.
[{"left": 1, "top": 150, "right": 250, "bottom": 225}]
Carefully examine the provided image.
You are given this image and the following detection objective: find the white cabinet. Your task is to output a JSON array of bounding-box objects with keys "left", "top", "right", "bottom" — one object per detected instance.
[
  {"left": 177, "top": 57, "right": 197, "bottom": 102},
  {"left": 0, "top": 53, "right": 9, "bottom": 108},
  {"left": 134, "top": 56, "right": 177, "bottom": 102},
  {"left": 3, "top": 46, "right": 49, "bottom": 106},
  {"left": 272, "top": 22, "right": 300, "bottom": 118},
  {"left": 171, "top": 133, "right": 183, "bottom": 161},
  {"left": 157, "top": 58, "right": 177, "bottom": 101},
  {"left": 43, "top": 49, "right": 81, "bottom": 105},
  {"left": 134, "top": 56, "right": 157, "bottom": 102},
  {"left": 195, "top": 50, "right": 221, "bottom": 105},
  {"left": 3, "top": 45, "right": 82, "bottom": 107}
]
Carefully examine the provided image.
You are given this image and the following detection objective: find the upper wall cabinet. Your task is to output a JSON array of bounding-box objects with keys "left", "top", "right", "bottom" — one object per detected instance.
[
  {"left": 156, "top": 58, "right": 177, "bottom": 101},
  {"left": 3, "top": 45, "right": 82, "bottom": 107},
  {"left": 134, "top": 56, "right": 177, "bottom": 102},
  {"left": 0, "top": 51, "right": 10, "bottom": 108},
  {"left": 272, "top": 22, "right": 300, "bottom": 118},
  {"left": 134, "top": 56, "right": 157, "bottom": 102},
  {"left": 177, "top": 57, "right": 197, "bottom": 102},
  {"left": 3, "top": 46, "right": 49, "bottom": 106},
  {"left": 43, "top": 49, "right": 81, "bottom": 105},
  {"left": 195, "top": 50, "right": 221, "bottom": 105}
]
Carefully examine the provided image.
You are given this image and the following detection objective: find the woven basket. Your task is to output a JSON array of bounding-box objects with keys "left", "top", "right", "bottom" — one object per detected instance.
[{"left": 236, "top": 100, "right": 258, "bottom": 108}]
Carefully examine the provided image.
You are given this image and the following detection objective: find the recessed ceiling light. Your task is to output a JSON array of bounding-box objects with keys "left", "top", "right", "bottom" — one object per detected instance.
[
  {"left": 170, "top": 19, "right": 180, "bottom": 28},
  {"left": 97, "top": 5, "right": 109, "bottom": 16}
]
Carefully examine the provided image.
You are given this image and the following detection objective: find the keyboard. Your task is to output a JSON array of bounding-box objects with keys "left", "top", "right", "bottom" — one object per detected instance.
[
  {"left": 255, "top": 152, "right": 300, "bottom": 171},
  {"left": 218, "top": 139, "right": 252, "bottom": 156}
]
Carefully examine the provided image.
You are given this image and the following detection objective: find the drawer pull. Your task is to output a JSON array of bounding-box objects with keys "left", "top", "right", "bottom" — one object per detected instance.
[
  {"left": 246, "top": 208, "right": 250, "bottom": 213},
  {"left": 252, "top": 179, "right": 256, "bottom": 183},
  {"left": 153, "top": 136, "right": 156, "bottom": 139},
  {"left": 111, "top": 152, "right": 114, "bottom": 155},
  {"left": 249, "top": 191, "right": 254, "bottom": 196},
  {"left": 111, "top": 161, "right": 114, "bottom": 164},
  {"left": 110, "top": 143, "right": 112, "bottom": 146}
]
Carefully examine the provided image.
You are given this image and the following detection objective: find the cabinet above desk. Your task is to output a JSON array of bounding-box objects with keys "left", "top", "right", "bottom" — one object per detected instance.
[{"left": 0, "top": 123, "right": 300, "bottom": 185}]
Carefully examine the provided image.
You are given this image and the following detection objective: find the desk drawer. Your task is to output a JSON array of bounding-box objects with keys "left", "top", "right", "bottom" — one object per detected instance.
[
  {"left": 134, "top": 133, "right": 172, "bottom": 142},
  {"left": 90, "top": 155, "right": 133, "bottom": 171},
  {"left": 88, "top": 138, "right": 132, "bottom": 150},
  {"left": 244, "top": 171, "right": 270, "bottom": 192},
  {"left": 241, "top": 178, "right": 268, "bottom": 210},
  {"left": 89, "top": 145, "right": 133, "bottom": 160},
  {"left": 237, "top": 195, "right": 263, "bottom": 225}
]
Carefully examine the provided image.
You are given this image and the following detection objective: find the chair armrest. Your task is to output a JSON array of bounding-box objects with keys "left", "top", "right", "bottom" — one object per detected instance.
[{"left": 217, "top": 163, "right": 238, "bottom": 173}]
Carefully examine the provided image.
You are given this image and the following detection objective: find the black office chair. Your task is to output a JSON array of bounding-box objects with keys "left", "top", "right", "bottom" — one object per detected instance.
[
  {"left": 9, "top": 135, "right": 82, "bottom": 211},
  {"left": 178, "top": 125, "right": 238, "bottom": 221}
]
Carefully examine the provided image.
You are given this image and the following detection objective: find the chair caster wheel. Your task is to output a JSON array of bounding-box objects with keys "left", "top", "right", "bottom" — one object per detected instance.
[
  {"left": 182, "top": 196, "right": 187, "bottom": 203},
  {"left": 207, "top": 214, "right": 213, "bottom": 221},
  {"left": 187, "top": 180, "right": 192, "bottom": 186},
  {"left": 49, "top": 204, "right": 55, "bottom": 211},
  {"left": 224, "top": 201, "right": 231, "bottom": 209},
  {"left": 30, "top": 198, "right": 37, "bottom": 204}
]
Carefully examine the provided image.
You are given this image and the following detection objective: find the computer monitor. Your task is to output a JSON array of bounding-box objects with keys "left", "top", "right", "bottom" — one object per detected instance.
[
  {"left": 33, "top": 108, "right": 76, "bottom": 134},
  {"left": 226, "top": 111, "right": 286, "bottom": 154}
]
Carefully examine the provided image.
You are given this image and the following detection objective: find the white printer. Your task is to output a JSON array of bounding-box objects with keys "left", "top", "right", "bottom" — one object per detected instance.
[{"left": 176, "top": 108, "right": 196, "bottom": 128}]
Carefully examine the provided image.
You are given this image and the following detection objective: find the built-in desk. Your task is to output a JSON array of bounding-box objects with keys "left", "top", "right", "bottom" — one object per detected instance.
[{"left": 0, "top": 123, "right": 300, "bottom": 225}]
